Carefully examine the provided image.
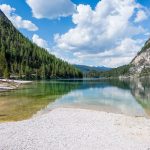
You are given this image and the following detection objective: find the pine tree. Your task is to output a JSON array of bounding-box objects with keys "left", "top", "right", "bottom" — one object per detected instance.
[
  {"left": 3, "top": 66, "right": 10, "bottom": 79},
  {"left": 0, "top": 51, "right": 6, "bottom": 77}
]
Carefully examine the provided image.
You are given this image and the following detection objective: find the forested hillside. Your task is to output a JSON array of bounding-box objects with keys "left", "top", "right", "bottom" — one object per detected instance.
[
  {"left": 0, "top": 10, "right": 82, "bottom": 79},
  {"left": 85, "top": 65, "right": 130, "bottom": 78}
]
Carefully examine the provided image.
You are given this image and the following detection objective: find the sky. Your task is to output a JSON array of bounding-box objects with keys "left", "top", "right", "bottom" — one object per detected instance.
[{"left": 0, "top": 0, "right": 150, "bottom": 67}]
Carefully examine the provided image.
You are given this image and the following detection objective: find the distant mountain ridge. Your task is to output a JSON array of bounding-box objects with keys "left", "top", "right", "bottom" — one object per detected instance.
[{"left": 74, "top": 64, "right": 112, "bottom": 73}]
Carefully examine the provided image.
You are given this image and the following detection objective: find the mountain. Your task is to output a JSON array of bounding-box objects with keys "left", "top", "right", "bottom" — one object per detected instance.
[
  {"left": 74, "top": 65, "right": 112, "bottom": 73},
  {"left": 99, "top": 38, "right": 150, "bottom": 78},
  {"left": 129, "top": 39, "right": 150, "bottom": 76},
  {"left": 0, "top": 10, "right": 82, "bottom": 79}
]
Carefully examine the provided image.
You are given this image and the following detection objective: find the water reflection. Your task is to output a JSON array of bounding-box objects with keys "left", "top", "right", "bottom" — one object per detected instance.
[
  {"left": 0, "top": 81, "right": 80, "bottom": 122},
  {"left": 130, "top": 77, "right": 150, "bottom": 116},
  {"left": 38, "top": 78, "right": 150, "bottom": 118},
  {"left": 0, "top": 77, "right": 150, "bottom": 122}
]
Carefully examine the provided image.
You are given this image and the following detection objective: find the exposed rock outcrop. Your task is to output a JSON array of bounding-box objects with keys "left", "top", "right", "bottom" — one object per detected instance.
[{"left": 130, "top": 39, "right": 150, "bottom": 76}]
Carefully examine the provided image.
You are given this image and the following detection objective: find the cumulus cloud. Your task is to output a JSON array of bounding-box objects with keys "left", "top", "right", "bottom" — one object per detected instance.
[
  {"left": 26, "top": 0, "right": 76, "bottom": 19},
  {"left": 32, "top": 34, "right": 48, "bottom": 49},
  {"left": 73, "top": 38, "right": 143, "bottom": 67},
  {"left": 0, "top": 4, "right": 38, "bottom": 31},
  {"left": 53, "top": 0, "right": 149, "bottom": 67},
  {"left": 53, "top": 38, "right": 143, "bottom": 67}
]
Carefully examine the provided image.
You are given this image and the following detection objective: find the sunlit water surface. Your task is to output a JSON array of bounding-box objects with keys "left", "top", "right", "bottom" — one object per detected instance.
[{"left": 0, "top": 77, "right": 150, "bottom": 122}]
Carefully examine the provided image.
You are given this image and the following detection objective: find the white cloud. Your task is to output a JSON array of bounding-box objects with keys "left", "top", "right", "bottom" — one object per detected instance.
[
  {"left": 53, "top": 0, "right": 149, "bottom": 67},
  {"left": 0, "top": 4, "right": 38, "bottom": 31},
  {"left": 32, "top": 34, "right": 48, "bottom": 48},
  {"left": 134, "top": 10, "right": 148, "bottom": 22},
  {"left": 53, "top": 38, "right": 143, "bottom": 67},
  {"left": 73, "top": 38, "right": 143, "bottom": 67},
  {"left": 26, "top": 0, "right": 76, "bottom": 19}
]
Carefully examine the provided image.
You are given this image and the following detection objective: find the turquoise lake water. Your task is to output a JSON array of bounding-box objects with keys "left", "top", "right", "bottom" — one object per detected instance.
[{"left": 0, "top": 78, "right": 150, "bottom": 122}]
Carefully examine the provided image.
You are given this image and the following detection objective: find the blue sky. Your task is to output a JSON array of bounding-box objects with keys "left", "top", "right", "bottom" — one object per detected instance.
[{"left": 0, "top": 0, "right": 150, "bottom": 67}]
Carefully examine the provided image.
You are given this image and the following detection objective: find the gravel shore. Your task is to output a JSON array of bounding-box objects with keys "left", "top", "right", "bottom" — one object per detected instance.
[
  {"left": 0, "top": 79, "right": 32, "bottom": 91},
  {"left": 0, "top": 108, "right": 150, "bottom": 150}
]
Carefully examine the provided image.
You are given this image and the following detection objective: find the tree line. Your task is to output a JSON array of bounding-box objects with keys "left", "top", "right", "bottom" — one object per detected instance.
[{"left": 84, "top": 65, "right": 130, "bottom": 78}]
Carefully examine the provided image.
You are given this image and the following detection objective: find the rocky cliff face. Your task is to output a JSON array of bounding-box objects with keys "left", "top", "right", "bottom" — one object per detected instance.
[{"left": 130, "top": 39, "right": 150, "bottom": 76}]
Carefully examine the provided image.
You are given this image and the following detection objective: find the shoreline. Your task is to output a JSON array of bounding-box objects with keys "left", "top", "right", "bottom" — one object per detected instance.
[
  {"left": 0, "top": 79, "right": 32, "bottom": 91},
  {"left": 0, "top": 108, "right": 150, "bottom": 150}
]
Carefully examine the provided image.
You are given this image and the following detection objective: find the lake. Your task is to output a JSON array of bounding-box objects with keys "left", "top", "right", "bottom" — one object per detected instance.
[{"left": 0, "top": 77, "right": 150, "bottom": 122}]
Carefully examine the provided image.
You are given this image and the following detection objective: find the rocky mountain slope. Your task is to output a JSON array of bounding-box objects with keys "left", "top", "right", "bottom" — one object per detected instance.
[{"left": 130, "top": 39, "right": 150, "bottom": 76}]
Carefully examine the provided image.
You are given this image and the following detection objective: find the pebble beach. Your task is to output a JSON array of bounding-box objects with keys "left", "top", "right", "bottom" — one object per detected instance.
[{"left": 0, "top": 108, "right": 150, "bottom": 150}]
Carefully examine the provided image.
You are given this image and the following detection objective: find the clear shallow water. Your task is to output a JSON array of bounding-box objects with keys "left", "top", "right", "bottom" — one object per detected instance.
[{"left": 0, "top": 78, "right": 150, "bottom": 122}]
